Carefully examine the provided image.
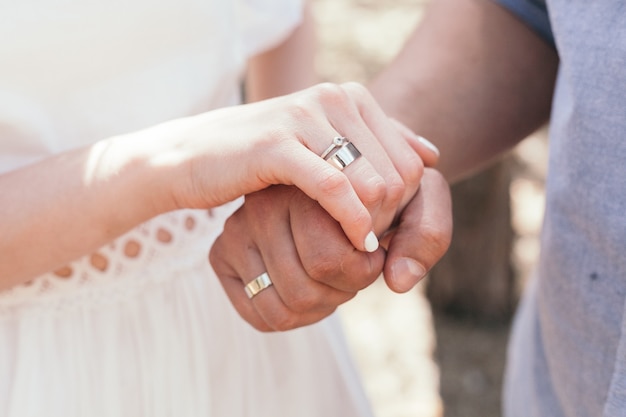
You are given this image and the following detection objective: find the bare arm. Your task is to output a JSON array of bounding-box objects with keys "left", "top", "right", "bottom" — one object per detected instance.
[
  {"left": 5, "top": 78, "right": 438, "bottom": 288},
  {"left": 245, "top": 1, "right": 317, "bottom": 101},
  {"left": 0, "top": 133, "right": 176, "bottom": 289},
  {"left": 369, "top": 0, "right": 559, "bottom": 182}
]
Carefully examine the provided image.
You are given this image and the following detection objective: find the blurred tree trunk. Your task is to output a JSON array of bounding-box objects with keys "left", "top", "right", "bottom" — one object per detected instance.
[{"left": 427, "top": 159, "right": 516, "bottom": 323}]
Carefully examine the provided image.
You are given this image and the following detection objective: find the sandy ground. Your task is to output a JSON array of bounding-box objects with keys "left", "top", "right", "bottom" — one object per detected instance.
[{"left": 313, "top": 1, "right": 547, "bottom": 416}]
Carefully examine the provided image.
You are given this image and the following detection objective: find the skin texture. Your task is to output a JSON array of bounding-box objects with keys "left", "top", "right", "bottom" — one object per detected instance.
[
  {"left": 210, "top": 0, "right": 559, "bottom": 331},
  {"left": 210, "top": 169, "right": 451, "bottom": 331},
  {"left": 369, "top": 0, "right": 559, "bottom": 182},
  {"left": 0, "top": 2, "right": 427, "bottom": 289}
]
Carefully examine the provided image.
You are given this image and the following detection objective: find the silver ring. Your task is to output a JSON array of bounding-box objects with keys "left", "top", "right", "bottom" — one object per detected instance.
[
  {"left": 320, "top": 136, "right": 349, "bottom": 159},
  {"left": 244, "top": 272, "right": 273, "bottom": 299},
  {"left": 326, "top": 141, "right": 361, "bottom": 170}
]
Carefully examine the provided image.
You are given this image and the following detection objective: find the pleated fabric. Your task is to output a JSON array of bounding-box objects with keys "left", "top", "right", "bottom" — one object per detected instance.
[{"left": 0, "top": 206, "right": 373, "bottom": 417}]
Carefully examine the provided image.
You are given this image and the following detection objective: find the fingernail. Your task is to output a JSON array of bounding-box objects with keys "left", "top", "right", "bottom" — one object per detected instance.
[
  {"left": 364, "top": 231, "right": 379, "bottom": 253},
  {"left": 417, "top": 136, "right": 440, "bottom": 156},
  {"left": 391, "top": 258, "right": 426, "bottom": 292}
]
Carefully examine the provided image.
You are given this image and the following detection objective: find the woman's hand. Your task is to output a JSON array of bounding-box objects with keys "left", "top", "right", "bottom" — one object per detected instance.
[
  {"left": 141, "top": 82, "right": 431, "bottom": 252},
  {"left": 0, "top": 82, "right": 426, "bottom": 287}
]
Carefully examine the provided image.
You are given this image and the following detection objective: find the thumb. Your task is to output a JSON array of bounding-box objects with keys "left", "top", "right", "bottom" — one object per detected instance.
[{"left": 382, "top": 169, "right": 452, "bottom": 293}]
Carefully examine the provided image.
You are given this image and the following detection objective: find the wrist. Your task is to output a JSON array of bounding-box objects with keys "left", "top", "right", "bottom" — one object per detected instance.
[{"left": 104, "top": 122, "right": 190, "bottom": 219}]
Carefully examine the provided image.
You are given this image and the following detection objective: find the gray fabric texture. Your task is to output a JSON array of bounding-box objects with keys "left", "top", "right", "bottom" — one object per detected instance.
[{"left": 494, "top": 1, "right": 626, "bottom": 416}]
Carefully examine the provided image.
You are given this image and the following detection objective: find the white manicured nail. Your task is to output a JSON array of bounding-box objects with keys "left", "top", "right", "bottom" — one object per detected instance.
[
  {"left": 364, "top": 231, "right": 379, "bottom": 253},
  {"left": 418, "top": 136, "right": 440, "bottom": 156}
]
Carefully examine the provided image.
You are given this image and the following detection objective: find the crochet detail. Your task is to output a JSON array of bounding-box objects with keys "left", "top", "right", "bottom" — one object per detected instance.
[{"left": 0, "top": 207, "right": 228, "bottom": 315}]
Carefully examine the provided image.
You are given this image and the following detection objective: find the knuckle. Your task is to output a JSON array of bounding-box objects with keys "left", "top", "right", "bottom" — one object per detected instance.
[
  {"left": 299, "top": 239, "right": 354, "bottom": 282},
  {"left": 269, "top": 314, "right": 300, "bottom": 332},
  {"left": 284, "top": 291, "right": 320, "bottom": 313},
  {"left": 315, "top": 83, "right": 364, "bottom": 125},
  {"left": 341, "top": 82, "right": 375, "bottom": 109},
  {"left": 313, "top": 82, "right": 344, "bottom": 100},
  {"left": 221, "top": 204, "right": 253, "bottom": 237},
  {"left": 341, "top": 81, "right": 368, "bottom": 97},
  {"left": 311, "top": 83, "right": 361, "bottom": 120},
  {"left": 341, "top": 271, "right": 377, "bottom": 291},
  {"left": 359, "top": 175, "right": 387, "bottom": 207},
  {"left": 344, "top": 256, "right": 381, "bottom": 287},
  {"left": 427, "top": 167, "right": 451, "bottom": 195},
  {"left": 251, "top": 321, "right": 275, "bottom": 333},
  {"left": 402, "top": 155, "right": 425, "bottom": 190},
  {"left": 317, "top": 170, "right": 349, "bottom": 198},
  {"left": 208, "top": 237, "right": 234, "bottom": 274},
  {"left": 385, "top": 174, "right": 406, "bottom": 207},
  {"left": 307, "top": 257, "right": 341, "bottom": 282},
  {"left": 421, "top": 223, "right": 453, "bottom": 261},
  {"left": 307, "top": 253, "right": 380, "bottom": 292},
  {"left": 282, "top": 100, "right": 316, "bottom": 129},
  {"left": 220, "top": 212, "right": 239, "bottom": 234},
  {"left": 244, "top": 193, "right": 275, "bottom": 224}
]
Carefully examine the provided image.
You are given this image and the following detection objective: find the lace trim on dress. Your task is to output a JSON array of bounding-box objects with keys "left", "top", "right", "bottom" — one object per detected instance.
[{"left": 0, "top": 205, "right": 236, "bottom": 316}]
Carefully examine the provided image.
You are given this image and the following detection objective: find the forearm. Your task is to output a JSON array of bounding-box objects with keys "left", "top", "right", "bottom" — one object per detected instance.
[
  {"left": 369, "top": 0, "right": 559, "bottom": 182},
  {"left": 0, "top": 129, "right": 180, "bottom": 288}
]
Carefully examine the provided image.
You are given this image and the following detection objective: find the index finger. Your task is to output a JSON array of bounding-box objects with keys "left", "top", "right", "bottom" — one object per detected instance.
[{"left": 272, "top": 144, "right": 380, "bottom": 253}]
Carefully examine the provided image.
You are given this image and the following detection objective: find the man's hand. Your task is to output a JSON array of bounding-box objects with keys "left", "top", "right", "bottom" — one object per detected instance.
[
  {"left": 379, "top": 168, "right": 452, "bottom": 293},
  {"left": 209, "top": 168, "right": 452, "bottom": 332}
]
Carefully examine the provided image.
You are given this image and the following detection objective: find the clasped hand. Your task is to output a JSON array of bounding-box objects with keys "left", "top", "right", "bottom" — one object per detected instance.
[{"left": 208, "top": 83, "right": 452, "bottom": 332}]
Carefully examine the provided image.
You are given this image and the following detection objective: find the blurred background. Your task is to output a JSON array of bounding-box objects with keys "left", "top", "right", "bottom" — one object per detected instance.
[{"left": 311, "top": 1, "right": 549, "bottom": 416}]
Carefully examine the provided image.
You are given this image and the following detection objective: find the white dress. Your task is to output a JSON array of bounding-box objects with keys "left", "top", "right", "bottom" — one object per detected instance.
[{"left": 0, "top": 1, "right": 374, "bottom": 416}]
